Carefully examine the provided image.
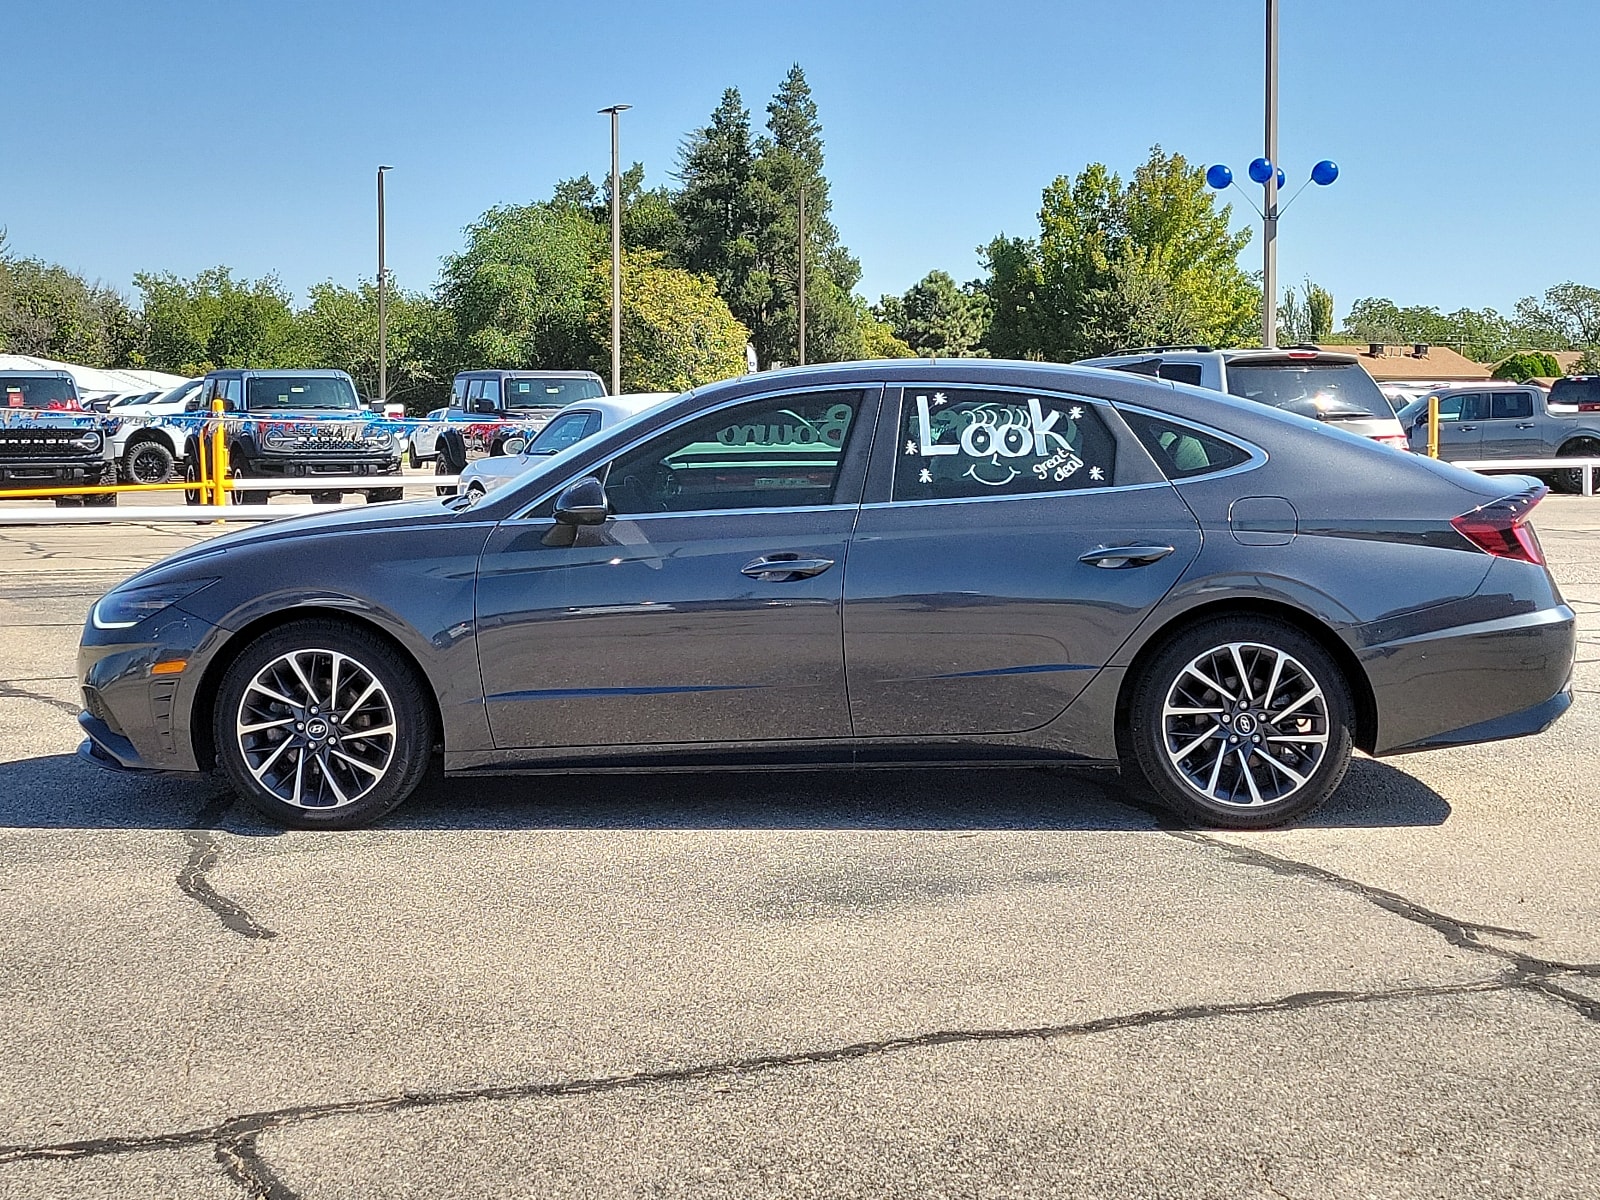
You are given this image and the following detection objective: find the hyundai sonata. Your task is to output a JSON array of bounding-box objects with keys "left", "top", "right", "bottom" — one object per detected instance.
[{"left": 79, "top": 361, "right": 1575, "bottom": 829}]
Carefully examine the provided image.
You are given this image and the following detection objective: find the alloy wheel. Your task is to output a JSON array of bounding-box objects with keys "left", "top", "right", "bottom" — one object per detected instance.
[
  {"left": 1160, "top": 641, "right": 1329, "bottom": 808},
  {"left": 234, "top": 648, "right": 396, "bottom": 809}
]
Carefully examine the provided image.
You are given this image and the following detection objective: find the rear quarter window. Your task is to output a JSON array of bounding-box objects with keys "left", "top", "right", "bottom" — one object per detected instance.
[{"left": 1119, "top": 410, "right": 1253, "bottom": 480}]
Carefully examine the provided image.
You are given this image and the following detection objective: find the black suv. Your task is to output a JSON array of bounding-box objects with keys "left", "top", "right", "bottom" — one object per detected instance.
[
  {"left": 183, "top": 370, "right": 404, "bottom": 504},
  {"left": 0, "top": 370, "right": 118, "bottom": 507}
]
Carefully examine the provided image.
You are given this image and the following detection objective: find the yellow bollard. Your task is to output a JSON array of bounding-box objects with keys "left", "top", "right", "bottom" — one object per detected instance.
[
  {"left": 210, "top": 399, "right": 228, "bottom": 507},
  {"left": 1427, "top": 395, "right": 1439, "bottom": 459}
]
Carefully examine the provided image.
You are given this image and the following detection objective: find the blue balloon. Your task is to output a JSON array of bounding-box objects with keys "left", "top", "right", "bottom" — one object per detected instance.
[
  {"left": 1205, "top": 164, "right": 1233, "bottom": 190},
  {"left": 1275, "top": 167, "right": 1285, "bottom": 188},
  {"left": 1248, "top": 157, "right": 1274, "bottom": 184},
  {"left": 1311, "top": 159, "right": 1340, "bottom": 186}
]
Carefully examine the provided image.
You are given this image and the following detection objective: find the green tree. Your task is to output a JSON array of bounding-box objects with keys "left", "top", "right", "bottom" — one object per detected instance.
[
  {"left": 979, "top": 147, "right": 1256, "bottom": 360},
  {"left": 1514, "top": 283, "right": 1600, "bottom": 351},
  {"left": 0, "top": 256, "right": 137, "bottom": 366},
  {"left": 588, "top": 252, "right": 749, "bottom": 391},
  {"left": 438, "top": 203, "right": 605, "bottom": 371},
  {"left": 858, "top": 316, "right": 914, "bottom": 358},
  {"left": 135, "top": 267, "right": 301, "bottom": 373},
  {"left": 675, "top": 88, "right": 761, "bottom": 316},
  {"left": 296, "top": 279, "right": 454, "bottom": 410},
  {"left": 1339, "top": 299, "right": 1540, "bottom": 362},
  {"left": 1491, "top": 351, "right": 1563, "bottom": 382},
  {"left": 876, "top": 270, "right": 988, "bottom": 357},
  {"left": 1279, "top": 278, "right": 1334, "bottom": 344}
]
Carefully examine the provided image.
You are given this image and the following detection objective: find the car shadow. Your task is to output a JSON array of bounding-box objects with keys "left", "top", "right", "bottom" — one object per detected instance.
[{"left": 0, "top": 753, "right": 1450, "bottom": 833}]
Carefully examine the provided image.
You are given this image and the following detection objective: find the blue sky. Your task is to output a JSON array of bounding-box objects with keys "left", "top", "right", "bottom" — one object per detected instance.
[{"left": 7, "top": 0, "right": 1596, "bottom": 322}]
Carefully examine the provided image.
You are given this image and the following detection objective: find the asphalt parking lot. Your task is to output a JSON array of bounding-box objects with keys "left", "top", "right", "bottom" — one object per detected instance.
[{"left": 1, "top": 493, "right": 1598, "bottom": 1199}]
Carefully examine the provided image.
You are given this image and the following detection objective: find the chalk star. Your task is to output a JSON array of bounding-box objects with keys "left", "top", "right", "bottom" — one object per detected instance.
[
  {"left": 1069, "top": 406, "right": 1084, "bottom": 420},
  {"left": 905, "top": 439, "right": 918, "bottom": 455},
  {"left": 1088, "top": 466, "right": 1104, "bottom": 481},
  {"left": 918, "top": 468, "right": 932, "bottom": 484},
  {"left": 933, "top": 392, "right": 947, "bottom": 405}
]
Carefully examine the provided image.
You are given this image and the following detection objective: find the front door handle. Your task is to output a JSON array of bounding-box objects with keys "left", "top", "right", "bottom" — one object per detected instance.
[
  {"left": 741, "top": 554, "right": 835, "bottom": 582},
  {"left": 1078, "top": 544, "right": 1176, "bottom": 569},
  {"left": 1515, "top": 422, "right": 1536, "bottom": 429},
  {"left": 1460, "top": 424, "right": 1478, "bottom": 431}
]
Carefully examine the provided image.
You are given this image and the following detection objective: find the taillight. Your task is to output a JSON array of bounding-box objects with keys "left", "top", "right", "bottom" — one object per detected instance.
[
  {"left": 1372, "top": 433, "right": 1410, "bottom": 450},
  {"left": 1451, "top": 487, "right": 1547, "bottom": 565}
]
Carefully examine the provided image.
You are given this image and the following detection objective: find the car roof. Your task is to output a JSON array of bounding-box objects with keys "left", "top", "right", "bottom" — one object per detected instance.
[
  {"left": 0, "top": 369, "right": 74, "bottom": 379},
  {"left": 456, "top": 369, "right": 604, "bottom": 380},
  {"left": 205, "top": 368, "right": 352, "bottom": 379}
]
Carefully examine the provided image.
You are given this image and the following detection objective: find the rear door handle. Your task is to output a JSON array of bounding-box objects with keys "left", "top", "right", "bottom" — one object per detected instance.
[
  {"left": 1078, "top": 544, "right": 1176, "bottom": 569},
  {"left": 741, "top": 554, "right": 835, "bottom": 581}
]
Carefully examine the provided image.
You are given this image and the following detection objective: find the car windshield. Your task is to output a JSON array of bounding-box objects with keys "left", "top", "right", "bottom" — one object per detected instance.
[
  {"left": 1396, "top": 397, "right": 1430, "bottom": 427},
  {"left": 503, "top": 377, "right": 604, "bottom": 410},
  {"left": 244, "top": 377, "right": 360, "bottom": 411},
  {"left": 1225, "top": 361, "right": 1392, "bottom": 421},
  {"left": 1, "top": 376, "right": 79, "bottom": 409},
  {"left": 143, "top": 381, "right": 199, "bottom": 407}
]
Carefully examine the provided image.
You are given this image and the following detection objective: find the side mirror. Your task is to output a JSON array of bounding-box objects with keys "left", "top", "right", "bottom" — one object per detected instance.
[
  {"left": 470, "top": 397, "right": 499, "bottom": 415},
  {"left": 553, "top": 476, "right": 609, "bottom": 526}
]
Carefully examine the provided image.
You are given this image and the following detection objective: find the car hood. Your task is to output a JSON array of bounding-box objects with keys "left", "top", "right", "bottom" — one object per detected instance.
[{"left": 111, "top": 497, "right": 465, "bottom": 594}]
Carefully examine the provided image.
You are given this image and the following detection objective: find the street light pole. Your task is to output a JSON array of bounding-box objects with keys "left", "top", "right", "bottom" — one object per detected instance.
[
  {"left": 599, "top": 104, "right": 631, "bottom": 396},
  {"left": 376, "top": 165, "right": 393, "bottom": 405},
  {"left": 1263, "top": 0, "right": 1279, "bottom": 349},
  {"left": 797, "top": 186, "right": 807, "bottom": 366}
]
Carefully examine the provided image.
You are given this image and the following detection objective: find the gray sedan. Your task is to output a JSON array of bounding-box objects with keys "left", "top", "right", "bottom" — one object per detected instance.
[{"left": 79, "top": 361, "right": 1575, "bottom": 830}]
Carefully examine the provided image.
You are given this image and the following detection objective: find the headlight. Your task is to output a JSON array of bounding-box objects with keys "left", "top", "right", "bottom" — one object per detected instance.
[
  {"left": 72, "top": 431, "right": 103, "bottom": 452},
  {"left": 91, "top": 578, "right": 217, "bottom": 631}
]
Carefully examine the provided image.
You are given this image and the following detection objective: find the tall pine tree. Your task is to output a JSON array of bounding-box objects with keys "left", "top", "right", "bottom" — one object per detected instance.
[{"left": 675, "top": 89, "right": 761, "bottom": 332}]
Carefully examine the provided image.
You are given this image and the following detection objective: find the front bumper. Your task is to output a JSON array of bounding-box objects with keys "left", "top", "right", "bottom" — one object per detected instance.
[
  {"left": 78, "top": 607, "right": 222, "bottom": 774},
  {"left": 240, "top": 456, "right": 401, "bottom": 479},
  {"left": 0, "top": 459, "right": 108, "bottom": 484}
]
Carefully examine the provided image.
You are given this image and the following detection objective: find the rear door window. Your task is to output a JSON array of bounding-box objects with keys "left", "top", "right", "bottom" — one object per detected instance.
[
  {"left": 1224, "top": 361, "right": 1392, "bottom": 421},
  {"left": 1489, "top": 392, "right": 1534, "bottom": 420},
  {"left": 894, "top": 389, "right": 1117, "bottom": 501}
]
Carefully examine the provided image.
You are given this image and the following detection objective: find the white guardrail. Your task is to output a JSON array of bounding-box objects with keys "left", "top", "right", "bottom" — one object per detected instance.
[
  {"left": 1451, "top": 458, "right": 1600, "bottom": 497},
  {"left": 0, "top": 476, "right": 460, "bottom": 524}
]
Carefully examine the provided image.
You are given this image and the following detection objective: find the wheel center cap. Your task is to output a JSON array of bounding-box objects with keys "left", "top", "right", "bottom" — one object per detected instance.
[
  {"left": 1233, "top": 713, "right": 1257, "bottom": 736},
  {"left": 304, "top": 718, "right": 330, "bottom": 741}
]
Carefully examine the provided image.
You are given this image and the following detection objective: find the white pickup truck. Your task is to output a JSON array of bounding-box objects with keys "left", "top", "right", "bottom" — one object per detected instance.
[
  {"left": 106, "top": 379, "right": 202, "bottom": 483},
  {"left": 1399, "top": 378, "right": 1600, "bottom": 493}
]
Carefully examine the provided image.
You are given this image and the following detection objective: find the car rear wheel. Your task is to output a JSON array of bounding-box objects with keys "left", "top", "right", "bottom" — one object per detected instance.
[
  {"left": 213, "top": 620, "right": 435, "bottom": 829},
  {"left": 1552, "top": 440, "right": 1600, "bottom": 495},
  {"left": 123, "top": 440, "right": 175, "bottom": 484},
  {"left": 1127, "top": 617, "right": 1354, "bottom": 829},
  {"left": 366, "top": 487, "right": 405, "bottom": 502}
]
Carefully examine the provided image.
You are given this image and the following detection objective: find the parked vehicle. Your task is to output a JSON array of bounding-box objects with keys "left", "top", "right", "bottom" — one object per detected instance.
[
  {"left": 454, "top": 393, "right": 676, "bottom": 499},
  {"left": 108, "top": 379, "right": 202, "bottom": 483},
  {"left": 1076, "top": 346, "right": 1409, "bottom": 449},
  {"left": 81, "top": 360, "right": 1573, "bottom": 832},
  {"left": 410, "top": 370, "right": 608, "bottom": 471},
  {"left": 0, "top": 370, "right": 118, "bottom": 506},
  {"left": 181, "top": 370, "right": 403, "bottom": 504},
  {"left": 1399, "top": 381, "right": 1600, "bottom": 492}
]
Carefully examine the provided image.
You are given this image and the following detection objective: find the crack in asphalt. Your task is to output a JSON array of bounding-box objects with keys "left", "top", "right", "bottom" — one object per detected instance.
[
  {"left": 0, "top": 977, "right": 1519, "bottom": 1182},
  {"left": 4, "top": 788, "right": 1598, "bottom": 1196},
  {"left": 0, "top": 680, "right": 82, "bottom": 718},
  {"left": 178, "top": 797, "right": 278, "bottom": 941}
]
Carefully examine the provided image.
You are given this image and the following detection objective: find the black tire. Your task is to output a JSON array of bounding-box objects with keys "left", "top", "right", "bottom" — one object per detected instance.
[
  {"left": 1552, "top": 441, "right": 1599, "bottom": 495},
  {"left": 83, "top": 491, "right": 118, "bottom": 508},
  {"left": 212, "top": 619, "right": 436, "bottom": 829},
  {"left": 408, "top": 442, "right": 424, "bottom": 469},
  {"left": 366, "top": 487, "right": 405, "bottom": 503},
  {"left": 1127, "top": 616, "right": 1354, "bottom": 829},
  {"left": 53, "top": 496, "right": 83, "bottom": 508},
  {"left": 183, "top": 455, "right": 203, "bottom": 505},
  {"left": 122, "top": 439, "right": 175, "bottom": 484},
  {"left": 435, "top": 453, "right": 459, "bottom": 497},
  {"left": 310, "top": 491, "right": 341, "bottom": 504}
]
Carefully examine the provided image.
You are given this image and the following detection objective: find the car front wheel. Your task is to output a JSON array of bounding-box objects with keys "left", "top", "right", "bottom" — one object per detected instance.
[
  {"left": 1127, "top": 617, "right": 1354, "bottom": 829},
  {"left": 213, "top": 620, "right": 436, "bottom": 829}
]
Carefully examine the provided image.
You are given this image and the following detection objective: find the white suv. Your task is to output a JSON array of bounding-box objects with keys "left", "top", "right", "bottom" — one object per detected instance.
[
  {"left": 1077, "top": 347, "right": 1409, "bottom": 449},
  {"left": 107, "top": 379, "right": 202, "bottom": 483}
]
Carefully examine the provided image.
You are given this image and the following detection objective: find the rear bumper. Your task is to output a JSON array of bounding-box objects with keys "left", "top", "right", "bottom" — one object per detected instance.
[{"left": 1362, "top": 597, "right": 1576, "bottom": 756}]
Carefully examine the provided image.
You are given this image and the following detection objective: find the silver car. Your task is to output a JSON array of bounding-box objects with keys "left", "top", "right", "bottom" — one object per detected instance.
[{"left": 455, "top": 394, "right": 676, "bottom": 499}]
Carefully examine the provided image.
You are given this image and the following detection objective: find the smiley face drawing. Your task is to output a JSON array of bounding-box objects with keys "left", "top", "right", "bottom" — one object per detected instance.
[{"left": 957, "top": 404, "right": 1031, "bottom": 487}]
